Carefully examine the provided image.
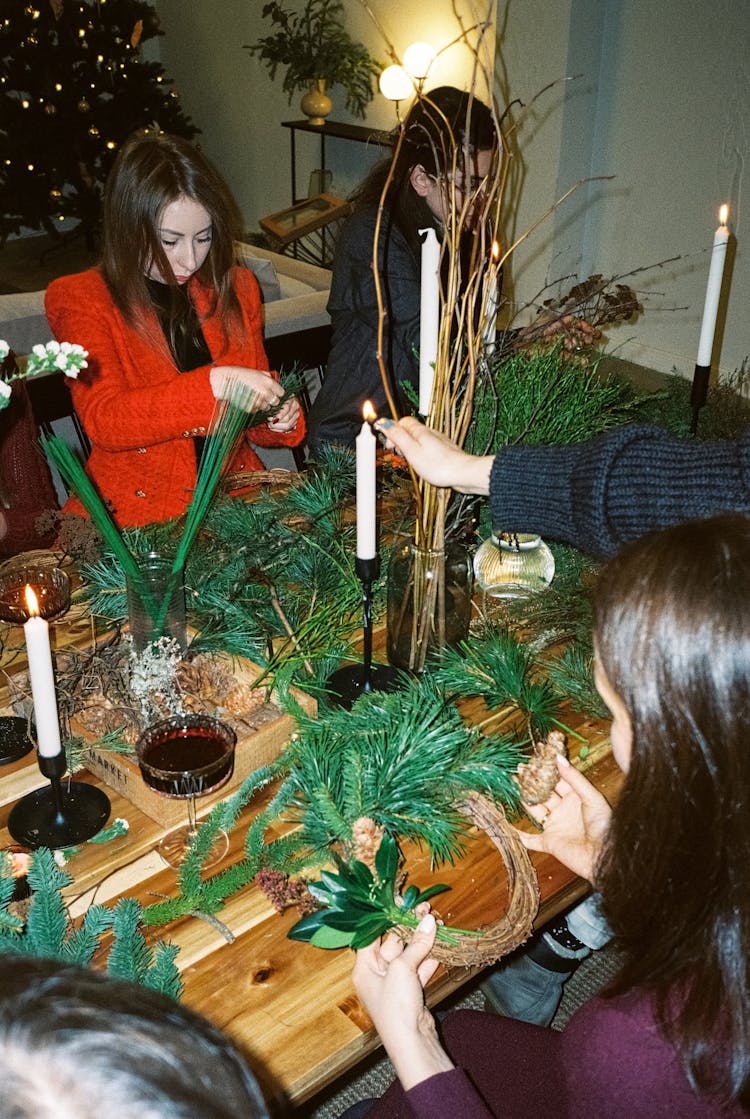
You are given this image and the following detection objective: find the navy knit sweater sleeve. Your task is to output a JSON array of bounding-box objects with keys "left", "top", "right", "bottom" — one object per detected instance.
[{"left": 488, "top": 424, "right": 750, "bottom": 558}]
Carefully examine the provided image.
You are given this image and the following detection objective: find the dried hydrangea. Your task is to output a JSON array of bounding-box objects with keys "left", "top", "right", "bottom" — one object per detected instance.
[{"left": 128, "top": 636, "right": 184, "bottom": 722}]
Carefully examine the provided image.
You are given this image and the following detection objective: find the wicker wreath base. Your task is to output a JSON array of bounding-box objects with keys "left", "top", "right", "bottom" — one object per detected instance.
[{"left": 397, "top": 791, "right": 539, "bottom": 967}]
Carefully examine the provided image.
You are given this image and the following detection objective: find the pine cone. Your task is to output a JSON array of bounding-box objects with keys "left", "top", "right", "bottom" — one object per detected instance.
[
  {"left": 515, "top": 730, "right": 568, "bottom": 804},
  {"left": 350, "top": 816, "right": 385, "bottom": 871},
  {"left": 222, "top": 683, "right": 265, "bottom": 719}
]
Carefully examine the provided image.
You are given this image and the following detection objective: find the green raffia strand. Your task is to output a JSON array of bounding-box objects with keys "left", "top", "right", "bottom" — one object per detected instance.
[
  {"left": 41, "top": 435, "right": 145, "bottom": 590},
  {"left": 154, "top": 381, "right": 266, "bottom": 634}
]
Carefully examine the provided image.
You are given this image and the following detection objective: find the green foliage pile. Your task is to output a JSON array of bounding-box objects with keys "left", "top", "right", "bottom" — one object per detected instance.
[
  {"left": 0, "top": 849, "right": 181, "bottom": 998},
  {"left": 78, "top": 449, "right": 374, "bottom": 697},
  {"left": 468, "top": 344, "right": 645, "bottom": 457}
]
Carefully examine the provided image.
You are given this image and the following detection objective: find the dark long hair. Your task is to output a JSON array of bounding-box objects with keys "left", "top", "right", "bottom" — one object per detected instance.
[
  {"left": 351, "top": 85, "right": 497, "bottom": 259},
  {"left": 0, "top": 954, "right": 268, "bottom": 1118},
  {"left": 593, "top": 512, "right": 750, "bottom": 1105},
  {"left": 100, "top": 132, "right": 243, "bottom": 343}
]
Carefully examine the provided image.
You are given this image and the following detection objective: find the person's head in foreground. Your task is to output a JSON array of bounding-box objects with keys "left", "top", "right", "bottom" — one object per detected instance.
[
  {"left": 592, "top": 511, "right": 750, "bottom": 1104},
  {"left": 0, "top": 953, "right": 269, "bottom": 1119}
]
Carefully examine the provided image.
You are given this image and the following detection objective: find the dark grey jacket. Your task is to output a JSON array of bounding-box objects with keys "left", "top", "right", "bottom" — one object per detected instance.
[
  {"left": 490, "top": 423, "right": 750, "bottom": 557},
  {"left": 308, "top": 205, "right": 426, "bottom": 451}
]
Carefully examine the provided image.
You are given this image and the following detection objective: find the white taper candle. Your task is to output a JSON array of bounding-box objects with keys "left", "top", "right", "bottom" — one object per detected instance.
[
  {"left": 418, "top": 227, "right": 440, "bottom": 415},
  {"left": 696, "top": 204, "right": 729, "bottom": 367},
  {"left": 23, "top": 586, "right": 62, "bottom": 758},
  {"left": 355, "top": 402, "right": 377, "bottom": 560}
]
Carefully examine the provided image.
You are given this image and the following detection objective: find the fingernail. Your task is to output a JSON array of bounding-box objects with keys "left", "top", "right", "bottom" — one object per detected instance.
[
  {"left": 374, "top": 418, "right": 394, "bottom": 430},
  {"left": 417, "top": 913, "right": 436, "bottom": 933}
]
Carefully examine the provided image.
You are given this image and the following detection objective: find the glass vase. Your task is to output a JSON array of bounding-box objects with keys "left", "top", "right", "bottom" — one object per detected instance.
[
  {"left": 125, "top": 553, "right": 187, "bottom": 654},
  {"left": 387, "top": 539, "right": 472, "bottom": 673},
  {"left": 473, "top": 532, "right": 555, "bottom": 599}
]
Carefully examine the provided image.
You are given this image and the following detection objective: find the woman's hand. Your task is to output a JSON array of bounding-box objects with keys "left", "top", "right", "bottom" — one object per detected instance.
[
  {"left": 352, "top": 913, "right": 454, "bottom": 1091},
  {"left": 374, "top": 416, "right": 493, "bottom": 495},
  {"left": 266, "top": 395, "right": 301, "bottom": 433},
  {"left": 515, "top": 754, "right": 612, "bottom": 882},
  {"left": 210, "top": 366, "right": 284, "bottom": 412}
]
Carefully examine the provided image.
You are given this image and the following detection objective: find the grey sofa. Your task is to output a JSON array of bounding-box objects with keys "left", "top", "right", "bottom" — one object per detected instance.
[
  {"left": 0, "top": 241, "right": 331, "bottom": 359},
  {"left": 0, "top": 243, "right": 331, "bottom": 469}
]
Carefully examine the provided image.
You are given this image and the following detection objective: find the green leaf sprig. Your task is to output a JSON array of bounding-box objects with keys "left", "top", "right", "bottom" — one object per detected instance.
[{"left": 287, "top": 833, "right": 476, "bottom": 950}]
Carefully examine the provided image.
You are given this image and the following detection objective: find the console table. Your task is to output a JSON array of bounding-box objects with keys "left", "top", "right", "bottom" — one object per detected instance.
[{"left": 282, "top": 119, "right": 393, "bottom": 205}]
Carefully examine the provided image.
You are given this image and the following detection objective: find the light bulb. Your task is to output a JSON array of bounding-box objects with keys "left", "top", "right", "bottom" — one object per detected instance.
[
  {"left": 379, "top": 64, "right": 413, "bottom": 102},
  {"left": 403, "top": 41, "right": 436, "bottom": 80}
]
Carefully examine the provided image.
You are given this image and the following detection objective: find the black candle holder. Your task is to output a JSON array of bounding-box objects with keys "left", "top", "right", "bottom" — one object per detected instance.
[
  {"left": 327, "top": 556, "right": 401, "bottom": 710},
  {"left": 8, "top": 750, "right": 111, "bottom": 850},
  {"left": 690, "top": 362, "right": 710, "bottom": 435}
]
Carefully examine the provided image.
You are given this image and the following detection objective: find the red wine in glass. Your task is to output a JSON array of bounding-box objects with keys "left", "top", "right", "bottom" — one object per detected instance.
[{"left": 137, "top": 714, "right": 236, "bottom": 868}]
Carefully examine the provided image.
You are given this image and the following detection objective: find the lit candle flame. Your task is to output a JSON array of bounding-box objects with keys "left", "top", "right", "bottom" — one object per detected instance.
[
  {"left": 491, "top": 240, "right": 501, "bottom": 262},
  {"left": 363, "top": 400, "right": 377, "bottom": 423},
  {"left": 24, "top": 585, "right": 40, "bottom": 617},
  {"left": 719, "top": 204, "right": 729, "bottom": 226}
]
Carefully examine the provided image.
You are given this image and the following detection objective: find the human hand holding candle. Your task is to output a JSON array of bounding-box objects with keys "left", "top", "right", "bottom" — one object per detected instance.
[
  {"left": 23, "top": 585, "right": 62, "bottom": 759},
  {"left": 356, "top": 401, "right": 377, "bottom": 560},
  {"left": 418, "top": 227, "right": 440, "bottom": 416}
]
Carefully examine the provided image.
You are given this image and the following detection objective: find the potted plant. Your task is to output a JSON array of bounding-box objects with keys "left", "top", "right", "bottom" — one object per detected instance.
[{"left": 246, "top": 0, "right": 381, "bottom": 123}]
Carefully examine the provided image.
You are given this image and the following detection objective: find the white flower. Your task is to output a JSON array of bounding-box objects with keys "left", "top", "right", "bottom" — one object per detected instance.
[
  {"left": 0, "top": 341, "right": 8, "bottom": 362},
  {"left": 26, "top": 339, "right": 88, "bottom": 379}
]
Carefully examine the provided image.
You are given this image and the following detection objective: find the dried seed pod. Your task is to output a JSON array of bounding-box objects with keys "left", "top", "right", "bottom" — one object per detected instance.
[{"left": 515, "top": 730, "right": 568, "bottom": 805}]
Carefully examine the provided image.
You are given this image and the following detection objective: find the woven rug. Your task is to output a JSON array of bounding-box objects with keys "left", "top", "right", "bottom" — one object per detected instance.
[{"left": 297, "top": 944, "right": 623, "bottom": 1118}]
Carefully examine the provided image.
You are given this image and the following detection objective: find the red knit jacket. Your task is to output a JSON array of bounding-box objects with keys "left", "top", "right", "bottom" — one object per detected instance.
[{"left": 45, "top": 266, "right": 305, "bottom": 528}]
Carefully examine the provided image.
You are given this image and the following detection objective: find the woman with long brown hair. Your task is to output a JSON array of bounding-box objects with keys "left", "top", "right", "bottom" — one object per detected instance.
[
  {"left": 351, "top": 513, "right": 750, "bottom": 1116},
  {"left": 46, "top": 132, "right": 304, "bottom": 528}
]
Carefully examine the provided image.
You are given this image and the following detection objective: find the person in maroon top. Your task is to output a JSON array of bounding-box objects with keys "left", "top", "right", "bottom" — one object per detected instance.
[{"left": 350, "top": 512, "right": 750, "bottom": 1117}]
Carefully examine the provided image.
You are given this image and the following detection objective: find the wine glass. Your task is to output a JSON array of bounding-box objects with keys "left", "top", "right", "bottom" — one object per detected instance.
[{"left": 136, "top": 713, "right": 236, "bottom": 869}]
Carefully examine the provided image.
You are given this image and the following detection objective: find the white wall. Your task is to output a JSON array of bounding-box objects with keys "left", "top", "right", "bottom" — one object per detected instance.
[
  {"left": 498, "top": 0, "right": 749, "bottom": 379},
  {"left": 153, "top": 1, "right": 496, "bottom": 234},
  {"left": 153, "top": 0, "right": 748, "bottom": 380}
]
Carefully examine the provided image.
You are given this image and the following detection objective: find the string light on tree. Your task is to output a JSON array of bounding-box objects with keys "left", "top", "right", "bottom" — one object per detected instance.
[{"left": 0, "top": 0, "right": 197, "bottom": 242}]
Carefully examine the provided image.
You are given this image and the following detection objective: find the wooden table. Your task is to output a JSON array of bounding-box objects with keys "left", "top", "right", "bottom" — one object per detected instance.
[{"left": 0, "top": 606, "right": 621, "bottom": 1110}]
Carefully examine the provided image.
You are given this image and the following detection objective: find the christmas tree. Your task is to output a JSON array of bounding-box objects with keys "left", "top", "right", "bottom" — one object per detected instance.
[{"left": 0, "top": 0, "right": 198, "bottom": 245}]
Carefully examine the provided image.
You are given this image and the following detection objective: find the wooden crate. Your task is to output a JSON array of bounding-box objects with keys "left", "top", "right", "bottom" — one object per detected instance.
[{"left": 77, "top": 655, "right": 316, "bottom": 828}]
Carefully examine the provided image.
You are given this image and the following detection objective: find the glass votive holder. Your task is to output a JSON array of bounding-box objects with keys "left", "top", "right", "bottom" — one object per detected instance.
[
  {"left": 0, "top": 563, "right": 71, "bottom": 624},
  {"left": 473, "top": 532, "right": 555, "bottom": 599}
]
